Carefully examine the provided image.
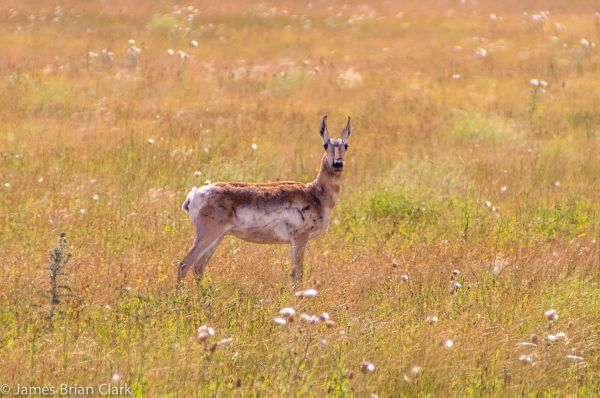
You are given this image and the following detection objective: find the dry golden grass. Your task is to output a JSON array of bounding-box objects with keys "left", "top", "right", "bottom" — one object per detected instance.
[{"left": 1, "top": 0, "right": 599, "bottom": 396}]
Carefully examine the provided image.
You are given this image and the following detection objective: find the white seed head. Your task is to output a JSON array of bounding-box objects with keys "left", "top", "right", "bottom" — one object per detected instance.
[
  {"left": 128, "top": 39, "right": 135, "bottom": 45},
  {"left": 411, "top": 365, "right": 422, "bottom": 376},
  {"left": 555, "top": 332, "right": 567, "bottom": 341},
  {"left": 401, "top": 274, "right": 409, "bottom": 282},
  {"left": 519, "top": 354, "right": 534, "bottom": 365},
  {"left": 361, "top": 361, "right": 376, "bottom": 373},
  {"left": 319, "top": 312, "right": 330, "bottom": 321},
  {"left": 194, "top": 170, "right": 202, "bottom": 177},
  {"left": 530, "top": 78, "right": 539, "bottom": 87},
  {"left": 79, "top": 209, "right": 86, "bottom": 214},
  {"left": 517, "top": 342, "right": 537, "bottom": 347},
  {"left": 273, "top": 317, "right": 287, "bottom": 326},
  {"left": 190, "top": 39, "right": 199, "bottom": 47},
  {"left": 452, "top": 73, "right": 461, "bottom": 80},
  {"left": 426, "top": 316, "right": 439, "bottom": 325},
  {"left": 452, "top": 269, "right": 460, "bottom": 276},
  {"left": 500, "top": 185, "right": 508, "bottom": 193},
  {"left": 443, "top": 339, "right": 454, "bottom": 349},
  {"left": 546, "top": 334, "right": 557, "bottom": 343},
  {"left": 475, "top": 48, "right": 488, "bottom": 57},
  {"left": 295, "top": 288, "right": 318, "bottom": 298},
  {"left": 147, "top": 138, "right": 155, "bottom": 144},
  {"left": 489, "top": 13, "right": 497, "bottom": 21},
  {"left": 544, "top": 309, "right": 559, "bottom": 320},
  {"left": 196, "top": 325, "right": 215, "bottom": 341},
  {"left": 251, "top": 143, "right": 258, "bottom": 150},
  {"left": 540, "top": 80, "right": 548, "bottom": 88},
  {"left": 580, "top": 38, "right": 590, "bottom": 48},
  {"left": 299, "top": 313, "right": 319, "bottom": 324},
  {"left": 566, "top": 355, "right": 584, "bottom": 362},
  {"left": 218, "top": 337, "right": 233, "bottom": 346},
  {"left": 93, "top": 194, "right": 99, "bottom": 201},
  {"left": 167, "top": 48, "right": 175, "bottom": 56},
  {"left": 111, "top": 373, "right": 122, "bottom": 383},
  {"left": 280, "top": 307, "right": 296, "bottom": 318}
]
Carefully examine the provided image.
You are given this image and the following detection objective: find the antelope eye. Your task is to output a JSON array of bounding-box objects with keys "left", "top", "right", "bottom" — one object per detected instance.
[
  {"left": 344, "top": 143, "right": 349, "bottom": 150},
  {"left": 323, "top": 142, "right": 329, "bottom": 150}
]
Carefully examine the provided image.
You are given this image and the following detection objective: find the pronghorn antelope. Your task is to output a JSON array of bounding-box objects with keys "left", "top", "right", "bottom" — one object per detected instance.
[{"left": 177, "top": 115, "right": 351, "bottom": 285}]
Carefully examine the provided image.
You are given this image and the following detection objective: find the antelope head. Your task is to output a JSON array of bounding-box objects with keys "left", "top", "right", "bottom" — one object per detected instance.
[{"left": 320, "top": 115, "right": 351, "bottom": 172}]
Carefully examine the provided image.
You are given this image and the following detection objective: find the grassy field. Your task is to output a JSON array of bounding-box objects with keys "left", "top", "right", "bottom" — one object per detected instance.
[{"left": 1, "top": 0, "right": 599, "bottom": 396}]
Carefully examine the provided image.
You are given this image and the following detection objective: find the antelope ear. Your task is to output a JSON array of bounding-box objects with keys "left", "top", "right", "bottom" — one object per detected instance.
[
  {"left": 319, "top": 115, "right": 330, "bottom": 144},
  {"left": 341, "top": 116, "right": 351, "bottom": 142}
]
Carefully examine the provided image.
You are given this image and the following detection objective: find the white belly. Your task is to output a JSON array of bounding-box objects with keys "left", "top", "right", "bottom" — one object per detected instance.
[{"left": 229, "top": 207, "right": 305, "bottom": 243}]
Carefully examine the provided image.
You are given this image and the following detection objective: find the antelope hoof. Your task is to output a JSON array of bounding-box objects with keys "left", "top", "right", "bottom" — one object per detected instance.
[{"left": 290, "top": 268, "right": 303, "bottom": 282}]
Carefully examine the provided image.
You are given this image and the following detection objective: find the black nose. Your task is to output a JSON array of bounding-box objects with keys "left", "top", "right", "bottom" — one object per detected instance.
[{"left": 333, "top": 160, "right": 343, "bottom": 169}]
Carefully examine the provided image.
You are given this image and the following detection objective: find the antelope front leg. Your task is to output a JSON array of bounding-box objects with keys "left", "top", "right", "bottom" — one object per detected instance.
[{"left": 290, "top": 237, "right": 308, "bottom": 282}]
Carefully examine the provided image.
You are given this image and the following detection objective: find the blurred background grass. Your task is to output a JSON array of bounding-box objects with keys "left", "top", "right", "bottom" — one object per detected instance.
[{"left": 0, "top": 1, "right": 599, "bottom": 396}]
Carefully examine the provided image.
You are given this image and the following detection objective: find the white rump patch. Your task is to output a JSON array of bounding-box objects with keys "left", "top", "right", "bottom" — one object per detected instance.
[{"left": 183, "top": 185, "right": 213, "bottom": 222}]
